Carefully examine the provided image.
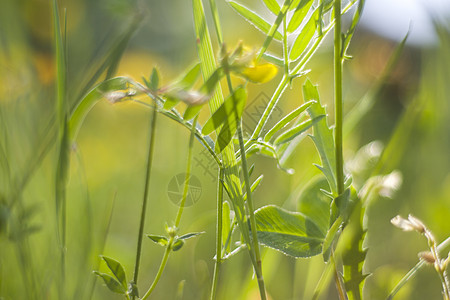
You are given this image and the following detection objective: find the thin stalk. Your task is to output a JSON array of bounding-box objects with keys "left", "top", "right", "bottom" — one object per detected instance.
[
  {"left": 141, "top": 115, "right": 198, "bottom": 299},
  {"left": 387, "top": 237, "right": 450, "bottom": 299},
  {"left": 52, "top": 0, "right": 68, "bottom": 297},
  {"left": 131, "top": 103, "right": 158, "bottom": 297},
  {"left": 334, "top": 0, "right": 344, "bottom": 195},
  {"left": 206, "top": 1, "right": 265, "bottom": 298},
  {"left": 175, "top": 115, "right": 198, "bottom": 227},
  {"left": 282, "top": 16, "right": 289, "bottom": 76},
  {"left": 141, "top": 241, "right": 172, "bottom": 300},
  {"left": 237, "top": 119, "right": 267, "bottom": 300},
  {"left": 210, "top": 168, "right": 225, "bottom": 300},
  {"left": 223, "top": 63, "right": 266, "bottom": 299}
]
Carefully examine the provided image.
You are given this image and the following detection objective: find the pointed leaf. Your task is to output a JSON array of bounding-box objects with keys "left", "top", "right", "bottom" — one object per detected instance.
[
  {"left": 274, "top": 115, "right": 324, "bottom": 146},
  {"left": 178, "top": 232, "right": 205, "bottom": 240},
  {"left": 93, "top": 271, "right": 126, "bottom": 294},
  {"left": 289, "top": 7, "right": 319, "bottom": 61},
  {"left": 287, "top": 0, "right": 314, "bottom": 32},
  {"left": 322, "top": 217, "right": 342, "bottom": 262},
  {"left": 304, "top": 79, "right": 337, "bottom": 195},
  {"left": 100, "top": 256, "right": 127, "bottom": 289},
  {"left": 262, "top": 52, "right": 284, "bottom": 67},
  {"left": 147, "top": 234, "right": 169, "bottom": 247},
  {"left": 228, "top": 1, "right": 283, "bottom": 40},
  {"left": 262, "top": 0, "right": 280, "bottom": 15},
  {"left": 254, "top": 205, "right": 325, "bottom": 258},
  {"left": 264, "top": 100, "right": 314, "bottom": 142},
  {"left": 150, "top": 67, "right": 159, "bottom": 91},
  {"left": 177, "top": 63, "right": 201, "bottom": 89}
]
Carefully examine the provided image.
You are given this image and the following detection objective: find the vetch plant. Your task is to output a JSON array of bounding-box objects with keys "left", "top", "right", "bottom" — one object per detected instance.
[{"left": 4, "top": 0, "right": 448, "bottom": 299}]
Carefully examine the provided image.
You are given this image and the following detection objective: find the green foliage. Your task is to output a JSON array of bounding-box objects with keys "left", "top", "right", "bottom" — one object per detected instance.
[
  {"left": 304, "top": 79, "right": 337, "bottom": 195},
  {"left": 227, "top": 1, "right": 283, "bottom": 40},
  {"left": 254, "top": 205, "right": 326, "bottom": 258},
  {"left": 202, "top": 86, "right": 247, "bottom": 153}
]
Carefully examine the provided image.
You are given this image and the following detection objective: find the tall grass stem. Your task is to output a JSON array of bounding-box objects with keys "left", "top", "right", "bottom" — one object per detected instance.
[{"left": 132, "top": 104, "right": 158, "bottom": 296}]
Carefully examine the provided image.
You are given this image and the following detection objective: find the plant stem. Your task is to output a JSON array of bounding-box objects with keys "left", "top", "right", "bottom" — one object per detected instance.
[
  {"left": 210, "top": 168, "right": 224, "bottom": 300},
  {"left": 175, "top": 115, "right": 198, "bottom": 227},
  {"left": 334, "top": 0, "right": 345, "bottom": 196},
  {"left": 132, "top": 103, "right": 158, "bottom": 298},
  {"left": 141, "top": 241, "right": 172, "bottom": 300},
  {"left": 141, "top": 115, "right": 197, "bottom": 299},
  {"left": 237, "top": 120, "right": 267, "bottom": 300}
]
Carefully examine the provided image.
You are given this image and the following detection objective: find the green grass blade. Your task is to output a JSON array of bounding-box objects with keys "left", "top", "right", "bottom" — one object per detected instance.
[
  {"left": 227, "top": 1, "right": 283, "bottom": 40},
  {"left": 343, "top": 31, "right": 408, "bottom": 137},
  {"left": 72, "top": 15, "right": 142, "bottom": 110}
]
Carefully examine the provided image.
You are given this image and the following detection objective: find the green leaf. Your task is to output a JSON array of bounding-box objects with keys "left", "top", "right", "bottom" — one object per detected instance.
[
  {"left": 243, "top": 174, "right": 264, "bottom": 201},
  {"left": 183, "top": 105, "right": 201, "bottom": 121},
  {"left": 297, "top": 176, "right": 332, "bottom": 237},
  {"left": 287, "top": 0, "right": 314, "bottom": 32},
  {"left": 93, "top": 271, "right": 126, "bottom": 294},
  {"left": 178, "top": 232, "right": 205, "bottom": 240},
  {"left": 274, "top": 115, "right": 324, "bottom": 146},
  {"left": 150, "top": 67, "right": 159, "bottom": 91},
  {"left": 341, "top": 0, "right": 364, "bottom": 59},
  {"left": 304, "top": 79, "right": 337, "bottom": 195},
  {"left": 289, "top": 7, "right": 319, "bottom": 61},
  {"left": 228, "top": 1, "right": 283, "bottom": 40},
  {"left": 254, "top": 205, "right": 325, "bottom": 258},
  {"left": 202, "top": 86, "right": 247, "bottom": 153},
  {"left": 100, "top": 256, "right": 127, "bottom": 289},
  {"left": 200, "top": 67, "right": 224, "bottom": 95},
  {"left": 177, "top": 63, "right": 201, "bottom": 89},
  {"left": 262, "top": 0, "right": 280, "bottom": 15},
  {"left": 264, "top": 100, "right": 314, "bottom": 142},
  {"left": 262, "top": 52, "right": 284, "bottom": 67},
  {"left": 163, "top": 96, "right": 180, "bottom": 110},
  {"left": 172, "top": 239, "right": 185, "bottom": 251},
  {"left": 147, "top": 234, "right": 169, "bottom": 247}
]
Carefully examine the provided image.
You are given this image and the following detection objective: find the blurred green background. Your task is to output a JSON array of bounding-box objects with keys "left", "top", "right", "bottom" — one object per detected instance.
[{"left": 1, "top": 0, "right": 450, "bottom": 299}]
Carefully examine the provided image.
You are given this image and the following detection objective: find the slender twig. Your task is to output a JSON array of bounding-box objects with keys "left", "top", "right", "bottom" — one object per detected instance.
[{"left": 131, "top": 103, "right": 158, "bottom": 298}]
